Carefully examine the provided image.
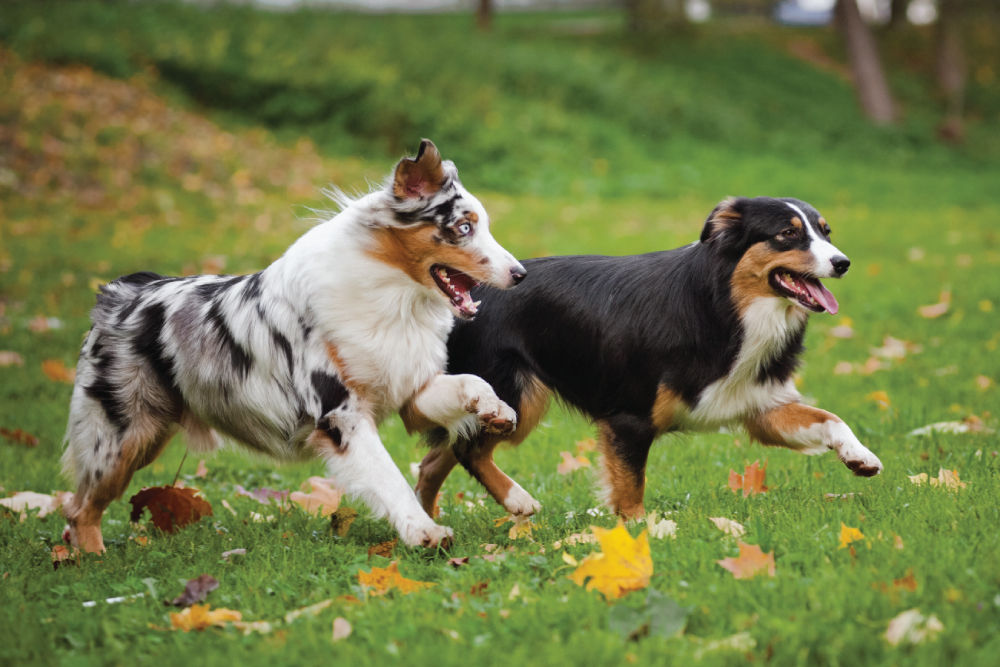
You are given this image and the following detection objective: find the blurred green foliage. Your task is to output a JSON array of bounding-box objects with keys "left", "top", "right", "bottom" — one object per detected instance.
[{"left": 1, "top": 1, "right": 997, "bottom": 201}]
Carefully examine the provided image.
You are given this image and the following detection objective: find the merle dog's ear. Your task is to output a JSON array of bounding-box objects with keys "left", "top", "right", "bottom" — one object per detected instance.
[
  {"left": 700, "top": 197, "right": 745, "bottom": 245},
  {"left": 393, "top": 139, "right": 446, "bottom": 200}
]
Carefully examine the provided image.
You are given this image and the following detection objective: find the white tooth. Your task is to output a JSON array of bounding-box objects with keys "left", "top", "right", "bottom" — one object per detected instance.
[{"left": 472, "top": 300, "right": 481, "bottom": 308}]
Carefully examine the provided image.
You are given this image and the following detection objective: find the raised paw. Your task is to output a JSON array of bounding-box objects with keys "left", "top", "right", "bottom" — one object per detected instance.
[
  {"left": 402, "top": 521, "right": 454, "bottom": 549},
  {"left": 502, "top": 483, "right": 541, "bottom": 516},
  {"left": 838, "top": 448, "right": 883, "bottom": 477},
  {"left": 463, "top": 394, "right": 517, "bottom": 435}
]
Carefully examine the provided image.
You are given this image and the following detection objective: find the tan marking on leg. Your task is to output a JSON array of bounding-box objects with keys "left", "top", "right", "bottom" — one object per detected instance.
[
  {"left": 745, "top": 403, "right": 840, "bottom": 448},
  {"left": 505, "top": 375, "right": 551, "bottom": 446},
  {"left": 416, "top": 446, "right": 459, "bottom": 516},
  {"left": 651, "top": 385, "right": 683, "bottom": 434},
  {"left": 597, "top": 421, "right": 645, "bottom": 520},
  {"left": 463, "top": 437, "right": 516, "bottom": 506}
]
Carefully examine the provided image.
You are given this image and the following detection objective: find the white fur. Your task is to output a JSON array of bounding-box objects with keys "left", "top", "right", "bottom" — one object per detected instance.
[
  {"left": 409, "top": 373, "right": 517, "bottom": 443},
  {"left": 786, "top": 201, "right": 844, "bottom": 277},
  {"left": 783, "top": 418, "right": 883, "bottom": 473}
]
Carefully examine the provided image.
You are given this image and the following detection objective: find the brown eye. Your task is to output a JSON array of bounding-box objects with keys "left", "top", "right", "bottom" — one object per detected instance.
[
  {"left": 779, "top": 227, "right": 798, "bottom": 239},
  {"left": 822, "top": 224, "right": 832, "bottom": 236}
]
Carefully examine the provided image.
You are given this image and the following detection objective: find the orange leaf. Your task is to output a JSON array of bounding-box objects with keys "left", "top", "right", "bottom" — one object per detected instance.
[
  {"left": 289, "top": 476, "right": 342, "bottom": 517},
  {"left": 128, "top": 485, "right": 213, "bottom": 533},
  {"left": 358, "top": 561, "right": 435, "bottom": 596},
  {"left": 556, "top": 450, "right": 591, "bottom": 475},
  {"left": 0, "top": 427, "right": 39, "bottom": 447},
  {"left": 717, "top": 542, "right": 776, "bottom": 579},
  {"left": 41, "top": 359, "right": 75, "bottom": 383},
  {"left": 170, "top": 604, "right": 242, "bottom": 631},
  {"left": 367, "top": 539, "right": 397, "bottom": 559},
  {"left": 568, "top": 523, "right": 652, "bottom": 599},
  {"left": 51, "top": 544, "right": 78, "bottom": 569},
  {"left": 727, "top": 461, "right": 768, "bottom": 497}
]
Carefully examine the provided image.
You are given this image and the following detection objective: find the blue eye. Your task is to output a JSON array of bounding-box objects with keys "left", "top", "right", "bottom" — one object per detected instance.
[{"left": 457, "top": 223, "right": 471, "bottom": 236}]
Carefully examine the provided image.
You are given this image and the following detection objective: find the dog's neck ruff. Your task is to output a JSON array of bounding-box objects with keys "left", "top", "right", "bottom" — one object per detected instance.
[{"left": 270, "top": 196, "right": 454, "bottom": 416}]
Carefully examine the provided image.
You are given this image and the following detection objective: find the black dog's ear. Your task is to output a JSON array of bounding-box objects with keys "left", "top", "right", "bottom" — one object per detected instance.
[
  {"left": 393, "top": 139, "right": 446, "bottom": 200},
  {"left": 700, "top": 197, "right": 746, "bottom": 245}
]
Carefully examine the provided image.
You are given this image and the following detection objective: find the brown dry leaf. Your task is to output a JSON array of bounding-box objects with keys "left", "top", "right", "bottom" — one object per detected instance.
[
  {"left": 170, "top": 574, "right": 220, "bottom": 607},
  {"left": 128, "top": 485, "right": 213, "bottom": 533},
  {"left": 51, "top": 544, "right": 78, "bottom": 569},
  {"left": 170, "top": 604, "right": 242, "bottom": 631},
  {"left": 0, "top": 490, "right": 69, "bottom": 519},
  {"left": 568, "top": 523, "right": 652, "bottom": 599},
  {"left": 0, "top": 351, "right": 25, "bottom": 367},
  {"left": 358, "top": 561, "right": 435, "bottom": 596},
  {"left": 717, "top": 542, "right": 776, "bottom": 579},
  {"left": 873, "top": 569, "right": 918, "bottom": 596},
  {"left": 728, "top": 461, "right": 768, "bottom": 497},
  {"left": 330, "top": 507, "right": 358, "bottom": 536},
  {"left": 447, "top": 557, "right": 470, "bottom": 568},
  {"left": 332, "top": 617, "right": 352, "bottom": 642},
  {"left": 290, "top": 477, "right": 342, "bottom": 517},
  {"left": 708, "top": 517, "right": 746, "bottom": 538},
  {"left": 556, "top": 450, "right": 591, "bottom": 475},
  {"left": 0, "top": 427, "right": 39, "bottom": 447},
  {"left": 41, "top": 359, "right": 75, "bottom": 383},
  {"left": 367, "top": 539, "right": 397, "bottom": 560},
  {"left": 917, "top": 290, "right": 951, "bottom": 319}
]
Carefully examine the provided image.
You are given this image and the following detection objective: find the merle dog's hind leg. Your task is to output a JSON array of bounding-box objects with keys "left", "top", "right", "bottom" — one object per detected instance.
[{"left": 595, "top": 415, "right": 655, "bottom": 520}]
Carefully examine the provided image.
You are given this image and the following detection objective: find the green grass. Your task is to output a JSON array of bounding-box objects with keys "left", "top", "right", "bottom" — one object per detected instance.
[{"left": 2, "top": 6, "right": 1000, "bottom": 666}]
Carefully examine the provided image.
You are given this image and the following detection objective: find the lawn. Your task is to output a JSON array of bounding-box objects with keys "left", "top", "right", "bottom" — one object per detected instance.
[{"left": 1, "top": 5, "right": 999, "bottom": 666}]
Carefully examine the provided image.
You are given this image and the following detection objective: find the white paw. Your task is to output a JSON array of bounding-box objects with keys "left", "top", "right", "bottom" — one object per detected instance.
[
  {"left": 461, "top": 377, "right": 517, "bottom": 435},
  {"left": 837, "top": 444, "right": 883, "bottom": 477},
  {"left": 503, "top": 484, "right": 541, "bottom": 516},
  {"left": 401, "top": 520, "right": 453, "bottom": 548}
]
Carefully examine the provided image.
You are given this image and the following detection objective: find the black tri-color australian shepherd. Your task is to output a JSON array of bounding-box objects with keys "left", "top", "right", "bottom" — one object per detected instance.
[
  {"left": 62, "top": 140, "right": 527, "bottom": 553},
  {"left": 415, "top": 196, "right": 883, "bottom": 519}
]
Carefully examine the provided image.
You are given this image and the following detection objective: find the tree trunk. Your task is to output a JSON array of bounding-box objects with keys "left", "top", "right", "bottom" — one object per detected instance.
[
  {"left": 477, "top": 0, "right": 492, "bottom": 32},
  {"left": 936, "top": 0, "right": 966, "bottom": 142},
  {"left": 834, "top": 0, "right": 897, "bottom": 124},
  {"left": 887, "top": 0, "right": 908, "bottom": 29}
]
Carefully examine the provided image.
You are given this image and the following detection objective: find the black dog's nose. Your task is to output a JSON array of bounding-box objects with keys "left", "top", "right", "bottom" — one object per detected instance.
[
  {"left": 510, "top": 266, "right": 527, "bottom": 285},
  {"left": 831, "top": 256, "right": 851, "bottom": 276}
]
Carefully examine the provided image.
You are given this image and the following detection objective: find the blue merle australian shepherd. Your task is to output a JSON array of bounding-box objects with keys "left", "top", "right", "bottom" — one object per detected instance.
[
  {"left": 62, "top": 140, "right": 526, "bottom": 553},
  {"left": 415, "top": 197, "right": 883, "bottom": 519}
]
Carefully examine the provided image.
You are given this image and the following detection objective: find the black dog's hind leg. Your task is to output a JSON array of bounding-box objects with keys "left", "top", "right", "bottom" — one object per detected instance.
[{"left": 596, "top": 414, "right": 656, "bottom": 519}]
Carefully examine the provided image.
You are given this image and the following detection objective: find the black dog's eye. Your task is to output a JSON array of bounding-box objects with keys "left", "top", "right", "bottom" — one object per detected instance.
[
  {"left": 821, "top": 223, "right": 832, "bottom": 236},
  {"left": 457, "top": 222, "right": 472, "bottom": 236},
  {"left": 779, "top": 227, "right": 799, "bottom": 240}
]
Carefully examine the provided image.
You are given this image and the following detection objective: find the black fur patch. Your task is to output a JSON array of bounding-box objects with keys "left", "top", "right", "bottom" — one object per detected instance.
[
  {"left": 311, "top": 371, "right": 349, "bottom": 417},
  {"left": 132, "top": 302, "right": 179, "bottom": 392},
  {"left": 321, "top": 423, "right": 345, "bottom": 451},
  {"left": 206, "top": 300, "right": 252, "bottom": 378},
  {"left": 271, "top": 328, "right": 294, "bottom": 373},
  {"left": 240, "top": 273, "right": 263, "bottom": 304},
  {"left": 195, "top": 275, "right": 244, "bottom": 301},
  {"left": 84, "top": 336, "right": 129, "bottom": 433}
]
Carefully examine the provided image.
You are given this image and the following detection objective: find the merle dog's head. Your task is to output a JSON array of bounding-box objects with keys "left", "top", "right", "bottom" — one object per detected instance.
[
  {"left": 700, "top": 196, "right": 850, "bottom": 315},
  {"left": 367, "top": 139, "right": 525, "bottom": 319}
]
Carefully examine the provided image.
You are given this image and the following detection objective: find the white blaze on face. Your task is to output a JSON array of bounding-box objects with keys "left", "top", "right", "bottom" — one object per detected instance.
[
  {"left": 785, "top": 201, "right": 843, "bottom": 278},
  {"left": 458, "top": 184, "right": 525, "bottom": 288}
]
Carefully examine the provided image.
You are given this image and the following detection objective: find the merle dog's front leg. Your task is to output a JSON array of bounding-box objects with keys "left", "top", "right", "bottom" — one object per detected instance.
[
  {"left": 401, "top": 373, "right": 517, "bottom": 440},
  {"left": 745, "top": 403, "right": 883, "bottom": 476},
  {"left": 310, "top": 410, "right": 452, "bottom": 548}
]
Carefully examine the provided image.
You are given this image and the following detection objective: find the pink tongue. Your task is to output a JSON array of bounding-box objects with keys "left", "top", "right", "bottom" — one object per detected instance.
[{"left": 804, "top": 279, "right": 839, "bottom": 315}]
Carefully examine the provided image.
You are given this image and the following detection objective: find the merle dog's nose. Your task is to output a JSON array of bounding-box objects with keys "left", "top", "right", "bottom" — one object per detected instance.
[
  {"left": 831, "top": 255, "right": 851, "bottom": 276},
  {"left": 510, "top": 265, "right": 527, "bottom": 285}
]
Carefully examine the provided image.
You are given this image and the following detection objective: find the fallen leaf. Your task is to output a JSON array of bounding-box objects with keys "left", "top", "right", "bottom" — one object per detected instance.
[
  {"left": 692, "top": 631, "right": 757, "bottom": 659},
  {"left": 608, "top": 589, "right": 689, "bottom": 641},
  {"left": 644, "top": 511, "right": 677, "bottom": 539},
  {"left": 358, "top": 561, "right": 435, "bottom": 596},
  {"left": 41, "top": 358, "right": 75, "bottom": 383},
  {"left": 170, "top": 604, "right": 242, "bottom": 631},
  {"left": 51, "top": 544, "right": 77, "bottom": 569},
  {"left": 330, "top": 506, "right": 358, "bottom": 536},
  {"left": 894, "top": 535, "right": 905, "bottom": 550},
  {"left": 221, "top": 548, "right": 246, "bottom": 561},
  {"left": 838, "top": 523, "right": 865, "bottom": 549},
  {"left": 447, "top": 556, "right": 470, "bottom": 568},
  {"left": 495, "top": 514, "right": 535, "bottom": 540},
  {"left": 290, "top": 477, "right": 342, "bottom": 517},
  {"left": 128, "top": 485, "right": 213, "bottom": 533},
  {"left": 917, "top": 290, "right": 951, "bottom": 319},
  {"left": 576, "top": 438, "right": 597, "bottom": 453},
  {"left": 884, "top": 608, "right": 943, "bottom": 646},
  {"left": 367, "top": 539, "right": 397, "bottom": 559},
  {"left": 169, "top": 574, "right": 219, "bottom": 607},
  {"left": 728, "top": 461, "right": 768, "bottom": 497},
  {"left": 975, "top": 375, "right": 993, "bottom": 390},
  {"left": 568, "top": 523, "right": 652, "bottom": 599},
  {"left": 284, "top": 599, "right": 333, "bottom": 624},
  {"left": 873, "top": 569, "right": 918, "bottom": 596},
  {"left": 29, "top": 316, "right": 63, "bottom": 333},
  {"left": 332, "top": 617, "right": 352, "bottom": 642},
  {"left": 194, "top": 459, "right": 209, "bottom": 478},
  {"left": 561, "top": 551, "right": 578, "bottom": 566},
  {"left": 557, "top": 450, "right": 591, "bottom": 475},
  {"left": 552, "top": 531, "right": 599, "bottom": 550},
  {"left": 871, "top": 336, "right": 922, "bottom": 360},
  {"left": 708, "top": 517, "right": 746, "bottom": 538},
  {"left": 829, "top": 318, "right": 855, "bottom": 339},
  {"left": 717, "top": 542, "right": 775, "bottom": 579},
  {"left": 0, "top": 351, "right": 25, "bottom": 367},
  {"left": 866, "top": 390, "right": 891, "bottom": 410},
  {"left": 231, "top": 620, "right": 274, "bottom": 635},
  {"left": 234, "top": 485, "right": 288, "bottom": 505},
  {"left": 0, "top": 490, "right": 69, "bottom": 518},
  {"left": 908, "top": 416, "right": 990, "bottom": 436},
  {"left": 0, "top": 428, "right": 39, "bottom": 447},
  {"left": 908, "top": 468, "right": 967, "bottom": 490},
  {"left": 833, "top": 361, "right": 855, "bottom": 375}
]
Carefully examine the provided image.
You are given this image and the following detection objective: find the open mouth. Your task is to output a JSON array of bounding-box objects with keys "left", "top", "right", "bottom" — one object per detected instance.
[
  {"left": 769, "top": 269, "right": 839, "bottom": 314},
  {"left": 431, "top": 264, "right": 481, "bottom": 318}
]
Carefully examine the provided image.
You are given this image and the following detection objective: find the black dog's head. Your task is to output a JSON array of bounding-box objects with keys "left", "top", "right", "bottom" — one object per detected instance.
[{"left": 701, "top": 197, "right": 850, "bottom": 315}]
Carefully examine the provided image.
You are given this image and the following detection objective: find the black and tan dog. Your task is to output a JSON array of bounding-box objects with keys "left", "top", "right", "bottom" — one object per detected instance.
[{"left": 415, "top": 196, "right": 883, "bottom": 519}]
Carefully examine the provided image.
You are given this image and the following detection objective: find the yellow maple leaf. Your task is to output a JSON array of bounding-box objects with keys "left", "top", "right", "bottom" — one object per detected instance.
[
  {"left": 494, "top": 514, "right": 535, "bottom": 540},
  {"left": 568, "top": 523, "right": 652, "bottom": 599},
  {"left": 909, "top": 468, "right": 967, "bottom": 490},
  {"left": 838, "top": 523, "right": 865, "bottom": 549},
  {"left": 866, "top": 390, "right": 891, "bottom": 410},
  {"left": 357, "top": 561, "right": 435, "bottom": 596},
  {"left": 170, "top": 604, "right": 242, "bottom": 631}
]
